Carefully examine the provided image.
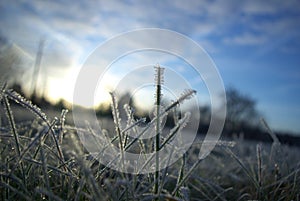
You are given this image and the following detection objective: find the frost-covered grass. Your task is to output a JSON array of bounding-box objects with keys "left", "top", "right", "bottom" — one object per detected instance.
[{"left": 1, "top": 76, "right": 300, "bottom": 200}]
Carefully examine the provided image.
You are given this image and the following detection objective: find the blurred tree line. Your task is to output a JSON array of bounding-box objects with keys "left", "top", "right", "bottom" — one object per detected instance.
[
  {"left": 1, "top": 34, "right": 299, "bottom": 146},
  {"left": 0, "top": 33, "right": 263, "bottom": 136}
]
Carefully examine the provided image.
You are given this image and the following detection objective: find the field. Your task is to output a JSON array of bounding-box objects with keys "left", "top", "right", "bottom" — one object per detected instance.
[{"left": 1, "top": 89, "right": 300, "bottom": 201}]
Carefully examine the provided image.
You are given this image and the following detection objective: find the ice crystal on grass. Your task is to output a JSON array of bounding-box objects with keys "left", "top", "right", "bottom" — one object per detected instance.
[{"left": 5, "top": 89, "right": 48, "bottom": 123}]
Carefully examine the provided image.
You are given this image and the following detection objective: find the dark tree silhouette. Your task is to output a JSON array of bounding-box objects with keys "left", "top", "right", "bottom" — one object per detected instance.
[{"left": 226, "top": 87, "right": 259, "bottom": 130}]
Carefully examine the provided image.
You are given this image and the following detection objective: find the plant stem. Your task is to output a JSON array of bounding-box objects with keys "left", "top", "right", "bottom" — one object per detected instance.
[
  {"left": 110, "top": 92, "right": 124, "bottom": 168},
  {"left": 154, "top": 65, "right": 163, "bottom": 197}
]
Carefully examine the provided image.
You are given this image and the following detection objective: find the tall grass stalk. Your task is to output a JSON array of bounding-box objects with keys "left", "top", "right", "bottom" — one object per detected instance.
[
  {"left": 0, "top": 81, "right": 7, "bottom": 103},
  {"left": 10, "top": 119, "right": 57, "bottom": 175},
  {"left": 59, "top": 109, "right": 68, "bottom": 144},
  {"left": 158, "top": 144, "right": 174, "bottom": 196},
  {"left": 1, "top": 70, "right": 299, "bottom": 200},
  {"left": 4, "top": 90, "right": 67, "bottom": 172},
  {"left": 110, "top": 92, "right": 124, "bottom": 166},
  {"left": 154, "top": 65, "right": 164, "bottom": 196},
  {"left": 160, "top": 112, "right": 190, "bottom": 149},
  {"left": 39, "top": 140, "right": 50, "bottom": 197},
  {"left": 172, "top": 157, "right": 204, "bottom": 196},
  {"left": 224, "top": 147, "right": 259, "bottom": 189},
  {"left": 3, "top": 96, "right": 21, "bottom": 157},
  {"left": 0, "top": 181, "right": 31, "bottom": 201},
  {"left": 3, "top": 95, "right": 26, "bottom": 185},
  {"left": 123, "top": 89, "right": 195, "bottom": 152},
  {"left": 256, "top": 144, "right": 262, "bottom": 200},
  {"left": 260, "top": 118, "right": 279, "bottom": 144},
  {"left": 137, "top": 112, "right": 191, "bottom": 175}
]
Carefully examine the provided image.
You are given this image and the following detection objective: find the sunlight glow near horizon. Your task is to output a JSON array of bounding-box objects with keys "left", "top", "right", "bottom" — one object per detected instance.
[
  {"left": 44, "top": 57, "right": 211, "bottom": 110},
  {"left": 45, "top": 66, "right": 112, "bottom": 108},
  {"left": 58, "top": 47, "right": 212, "bottom": 110}
]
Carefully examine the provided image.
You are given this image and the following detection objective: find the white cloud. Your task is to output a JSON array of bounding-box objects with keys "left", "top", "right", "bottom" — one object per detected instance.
[{"left": 2, "top": 1, "right": 300, "bottom": 44}]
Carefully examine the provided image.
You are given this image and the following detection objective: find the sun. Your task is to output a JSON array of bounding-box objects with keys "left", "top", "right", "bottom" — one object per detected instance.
[{"left": 46, "top": 66, "right": 113, "bottom": 108}]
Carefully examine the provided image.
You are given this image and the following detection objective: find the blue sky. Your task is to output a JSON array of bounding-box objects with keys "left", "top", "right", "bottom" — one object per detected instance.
[{"left": 1, "top": 0, "right": 300, "bottom": 134}]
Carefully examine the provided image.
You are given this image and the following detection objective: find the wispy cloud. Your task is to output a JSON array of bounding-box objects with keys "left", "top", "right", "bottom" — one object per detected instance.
[{"left": 2, "top": 1, "right": 300, "bottom": 55}]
